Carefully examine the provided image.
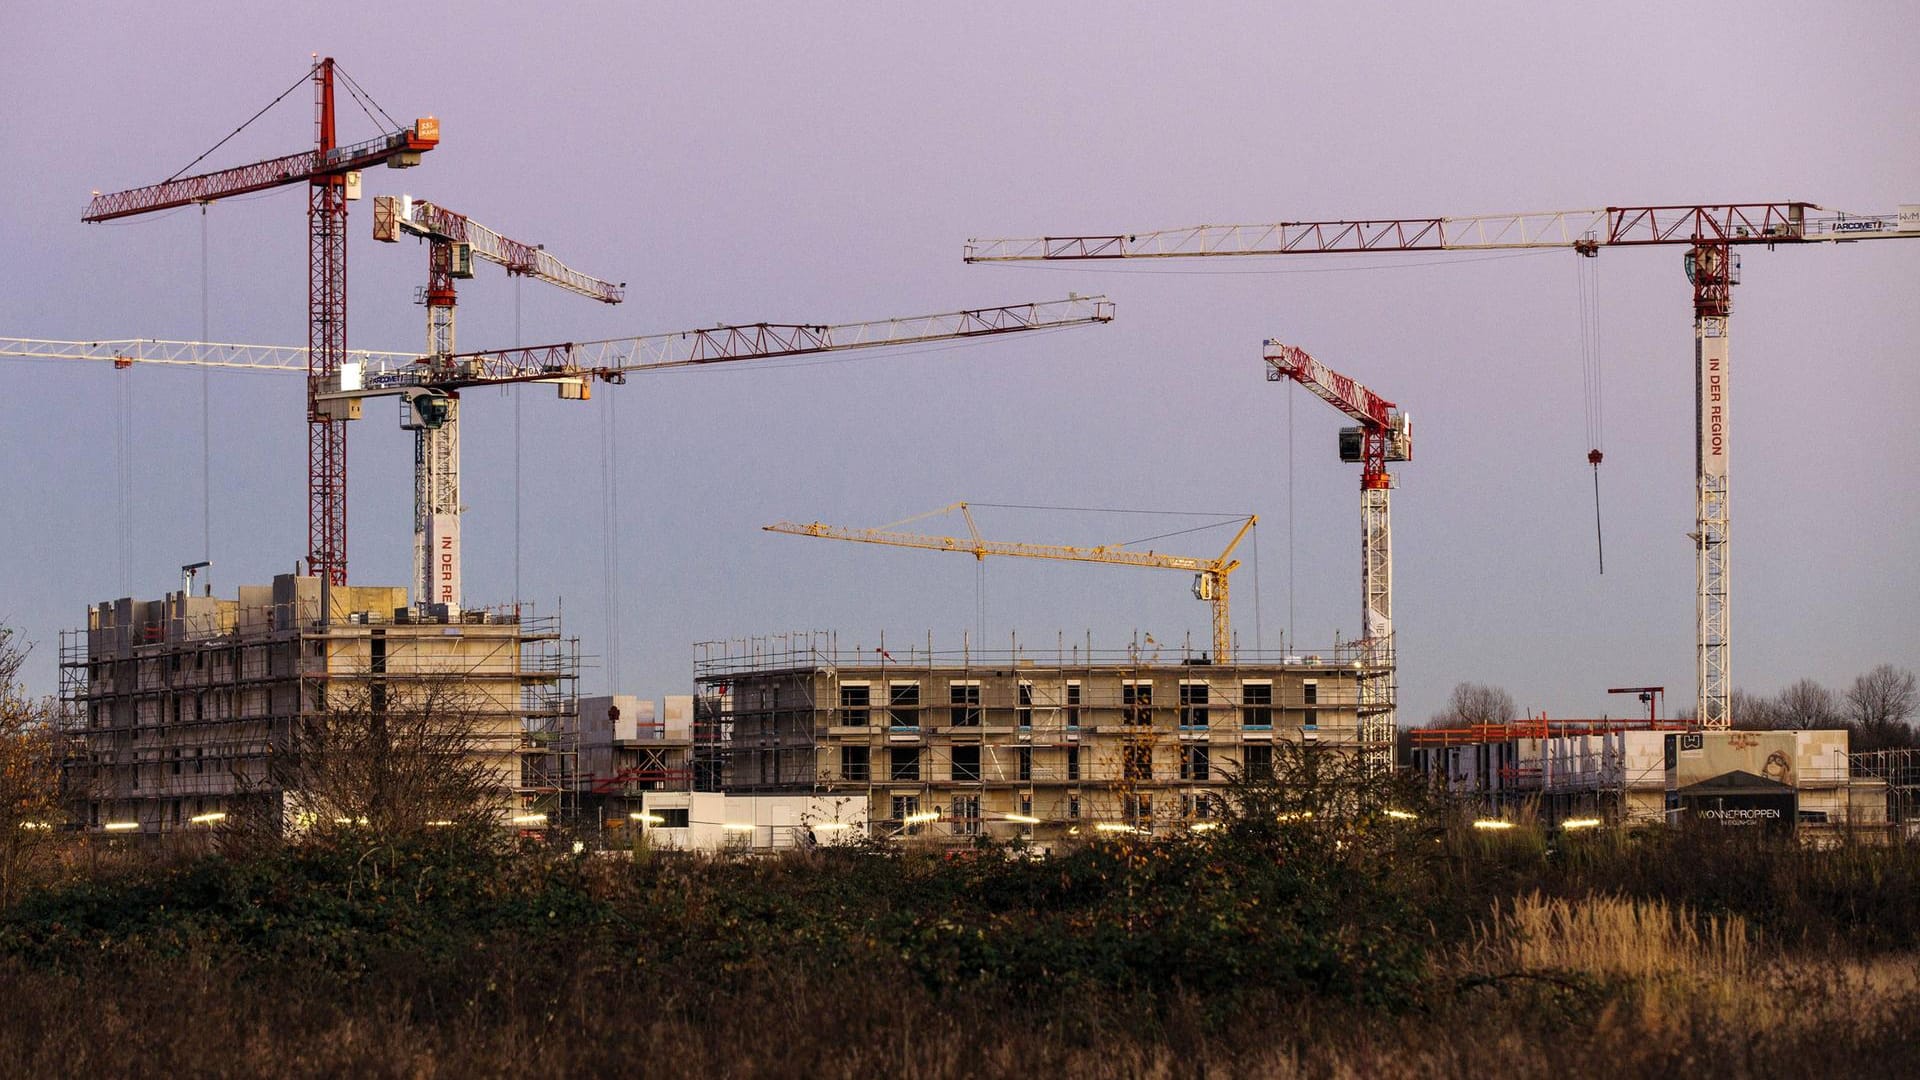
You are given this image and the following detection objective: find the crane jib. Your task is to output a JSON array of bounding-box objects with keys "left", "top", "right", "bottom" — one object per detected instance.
[{"left": 82, "top": 125, "right": 438, "bottom": 223}]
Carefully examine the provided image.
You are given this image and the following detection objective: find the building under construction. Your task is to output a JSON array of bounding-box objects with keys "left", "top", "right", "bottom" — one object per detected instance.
[
  {"left": 689, "top": 632, "right": 1378, "bottom": 843},
  {"left": 1408, "top": 719, "right": 1898, "bottom": 837},
  {"left": 59, "top": 574, "right": 577, "bottom": 832}
]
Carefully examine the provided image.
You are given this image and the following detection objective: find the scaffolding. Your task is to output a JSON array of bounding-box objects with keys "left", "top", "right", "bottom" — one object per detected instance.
[
  {"left": 690, "top": 630, "right": 1370, "bottom": 841},
  {"left": 1409, "top": 720, "right": 1895, "bottom": 836},
  {"left": 518, "top": 621, "right": 581, "bottom": 821},
  {"left": 1850, "top": 748, "right": 1920, "bottom": 836},
  {"left": 59, "top": 575, "right": 579, "bottom": 832}
]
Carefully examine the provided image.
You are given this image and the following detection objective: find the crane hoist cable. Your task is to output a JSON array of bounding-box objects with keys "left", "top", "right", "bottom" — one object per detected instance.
[
  {"left": 1575, "top": 245, "right": 1606, "bottom": 573},
  {"left": 599, "top": 387, "right": 623, "bottom": 694}
]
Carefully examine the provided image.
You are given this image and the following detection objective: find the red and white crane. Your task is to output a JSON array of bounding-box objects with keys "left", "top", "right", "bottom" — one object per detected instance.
[
  {"left": 371, "top": 193, "right": 624, "bottom": 611},
  {"left": 2, "top": 295, "right": 1114, "bottom": 600},
  {"left": 968, "top": 201, "right": 1920, "bottom": 731},
  {"left": 1264, "top": 342, "right": 1408, "bottom": 769},
  {"left": 83, "top": 57, "right": 439, "bottom": 590}
]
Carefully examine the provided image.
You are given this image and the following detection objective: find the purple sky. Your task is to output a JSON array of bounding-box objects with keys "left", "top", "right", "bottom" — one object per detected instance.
[{"left": 3, "top": 2, "right": 1916, "bottom": 722}]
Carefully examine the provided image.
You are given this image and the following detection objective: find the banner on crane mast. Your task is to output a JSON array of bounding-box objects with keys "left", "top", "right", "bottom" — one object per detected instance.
[
  {"left": 429, "top": 513, "right": 461, "bottom": 610},
  {"left": 1697, "top": 325, "right": 1729, "bottom": 481}
]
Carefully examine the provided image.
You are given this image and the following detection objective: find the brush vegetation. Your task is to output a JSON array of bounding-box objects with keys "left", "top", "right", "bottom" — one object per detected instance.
[{"left": 3, "top": 786, "right": 1920, "bottom": 1078}]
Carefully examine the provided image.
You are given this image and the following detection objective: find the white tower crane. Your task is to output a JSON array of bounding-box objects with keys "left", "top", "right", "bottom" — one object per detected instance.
[
  {"left": 967, "top": 201, "right": 1920, "bottom": 730},
  {"left": 1264, "top": 342, "right": 1408, "bottom": 771},
  {"left": 371, "top": 193, "right": 624, "bottom": 611}
]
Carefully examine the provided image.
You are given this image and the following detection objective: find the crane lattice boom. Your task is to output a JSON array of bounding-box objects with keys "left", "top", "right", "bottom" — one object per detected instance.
[
  {"left": 2, "top": 297, "right": 1114, "bottom": 391},
  {"left": 765, "top": 504, "right": 1252, "bottom": 662},
  {"left": 82, "top": 124, "right": 439, "bottom": 223},
  {"left": 1264, "top": 342, "right": 1393, "bottom": 428},
  {"left": 347, "top": 296, "right": 1115, "bottom": 393},
  {"left": 965, "top": 203, "right": 1919, "bottom": 261},
  {"left": 0, "top": 339, "right": 415, "bottom": 374},
  {"left": 373, "top": 195, "right": 624, "bottom": 304}
]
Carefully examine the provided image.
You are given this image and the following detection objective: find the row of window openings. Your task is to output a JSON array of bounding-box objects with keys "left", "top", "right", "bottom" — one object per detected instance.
[
  {"left": 839, "top": 743, "right": 1273, "bottom": 784},
  {"left": 838, "top": 682, "right": 1315, "bottom": 729},
  {"left": 92, "top": 646, "right": 294, "bottom": 683}
]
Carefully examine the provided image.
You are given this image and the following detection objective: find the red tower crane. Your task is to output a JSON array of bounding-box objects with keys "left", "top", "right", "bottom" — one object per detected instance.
[
  {"left": 1264, "top": 342, "right": 1408, "bottom": 770},
  {"left": 83, "top": 57, "right": 439, "bottom": 590},
  {"left": 967, "top": 201, "right": 1920, "bottom": 731}
]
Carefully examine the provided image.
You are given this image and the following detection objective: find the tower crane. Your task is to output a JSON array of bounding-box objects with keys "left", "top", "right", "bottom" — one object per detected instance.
[
  {"left": 2, "top": 295, "right": 1114, "bottom": 597},
  {"left": 371, "top": 193, "right": 624, "bottom": 612},
  {"left": 763, "top": 503, "right": 1256, "bottom": 662},
  {"left": 966, "top": 201, "right": 1920, "bottom": 731},
  {"left": 84, "top": 57, "right": 439, "bottom": 590},
  {"left": 1264, "top": 342, "right": 1408, "bottom": 770}
]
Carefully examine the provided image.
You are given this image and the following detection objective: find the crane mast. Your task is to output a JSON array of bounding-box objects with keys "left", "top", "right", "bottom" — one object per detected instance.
[
  {"left": 764, "top": 504, "right": 1255, "bottom": 662},
  {"left": 373, "top": 194, "right": 623, "bottom": 611},
  {"left": 1265, "top": 342, "right": 1407, "bottom": 770},
  {"left": 968, "top": 201, "right": 1920, "bottom": 731}
]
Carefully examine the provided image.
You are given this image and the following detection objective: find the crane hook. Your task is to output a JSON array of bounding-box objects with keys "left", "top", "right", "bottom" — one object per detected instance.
[{"left": 1588, "top": 449, "right": 1605, "bottom": 574}]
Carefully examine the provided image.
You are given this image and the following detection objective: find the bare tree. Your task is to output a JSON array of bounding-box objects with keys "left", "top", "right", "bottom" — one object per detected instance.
[
  {"left": 1729, "top": 688, "right": 1782, "bottom": 730},
  {"left": 1846, "top": 664, "right": 1918, "bottom": 751},
  {"left": 273, "top": 673, "right": 514, "bottom": 837},
  {"left": 0, "top": 627, "right": 64, "bottom": 905},
  {"left": 1775, "top": 678, "right": 1842, "bottom": 729},
  {"left": 1428, "top": 682, "right": 1516, "bottom": 727}
]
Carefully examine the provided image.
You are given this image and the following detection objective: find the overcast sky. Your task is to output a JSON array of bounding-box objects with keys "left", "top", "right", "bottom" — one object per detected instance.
[{"left": 3, "top": 1, "right": 1916, "bottom": 723}]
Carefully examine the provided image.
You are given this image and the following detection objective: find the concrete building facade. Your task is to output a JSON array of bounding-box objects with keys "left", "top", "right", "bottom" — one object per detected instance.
[
  {"left": 690, "top": 634, "right": 1368, "bottom": 843},
  {"left": 60, "top": 574, "right": 576, "bottom": 833},
  {"left": 576, "top": 693, "right": 695, "bottom": 821}
]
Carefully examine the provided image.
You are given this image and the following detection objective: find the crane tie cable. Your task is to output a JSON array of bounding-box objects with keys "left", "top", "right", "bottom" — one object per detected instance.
[{"left": 164, "top": 66, "right": 314, "bottom": 184}]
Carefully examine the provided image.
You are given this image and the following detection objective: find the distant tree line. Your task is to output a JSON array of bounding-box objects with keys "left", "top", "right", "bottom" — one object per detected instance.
[
  {"left": 1410, "top": 666, "right": 1918, "bottom": 751},
  {"left": 1729, "top": 664, "right": 1918, "bottom": 750}
]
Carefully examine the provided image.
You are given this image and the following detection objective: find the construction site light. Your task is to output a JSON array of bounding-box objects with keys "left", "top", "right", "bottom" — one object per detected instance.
[
  {"left": 629, "top": 812, "right": 666, "bottom": 824},
  {"left": 18, "top": 821, "right": 53, "bottom": 830},
  {"left": 811, "top": 822, "right": 853, "bottom": 832},
  {"left": 722, "top": 822, "right": 758, "bottom": 832},
  {"left": 1094, "top": 823, "right": 1138, "bottom": 834},
  {"left": 1384, "top": 809, "right": 1418, "bottom": 820},
  {"left": 1189, "top": 821, "right": 1220, "bottom": 832},
  {"left": 901, "top": 811, "right": 941, "bottom": 825},
  {"left": 188, "top": 812, "right": 226, "bottom": 825},
  {"left": 1562, "top": 818, "right": 1603, "bottom": 830},
  {"left": 511, "top": 813, "right": 548, "bottom": 826},
  {"left": 1472, "top": 819, "right": 1515, "bottom": 831},
  {"left": 103, "top": 821, "right": 140, "bottom": 832},
  {"left": 1001, "top": 813, "right": 1042, "bottom": 825}
]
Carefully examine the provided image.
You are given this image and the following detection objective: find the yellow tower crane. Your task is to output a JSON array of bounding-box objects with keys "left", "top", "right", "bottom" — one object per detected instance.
[{"left": 764, "top": 503, "right": 1257, "bottom": 662}]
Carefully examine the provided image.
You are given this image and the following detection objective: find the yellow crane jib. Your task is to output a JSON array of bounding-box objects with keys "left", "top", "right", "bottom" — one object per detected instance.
[{"left": 764, "top": 504, "right": 1256, "bottom": 662}]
